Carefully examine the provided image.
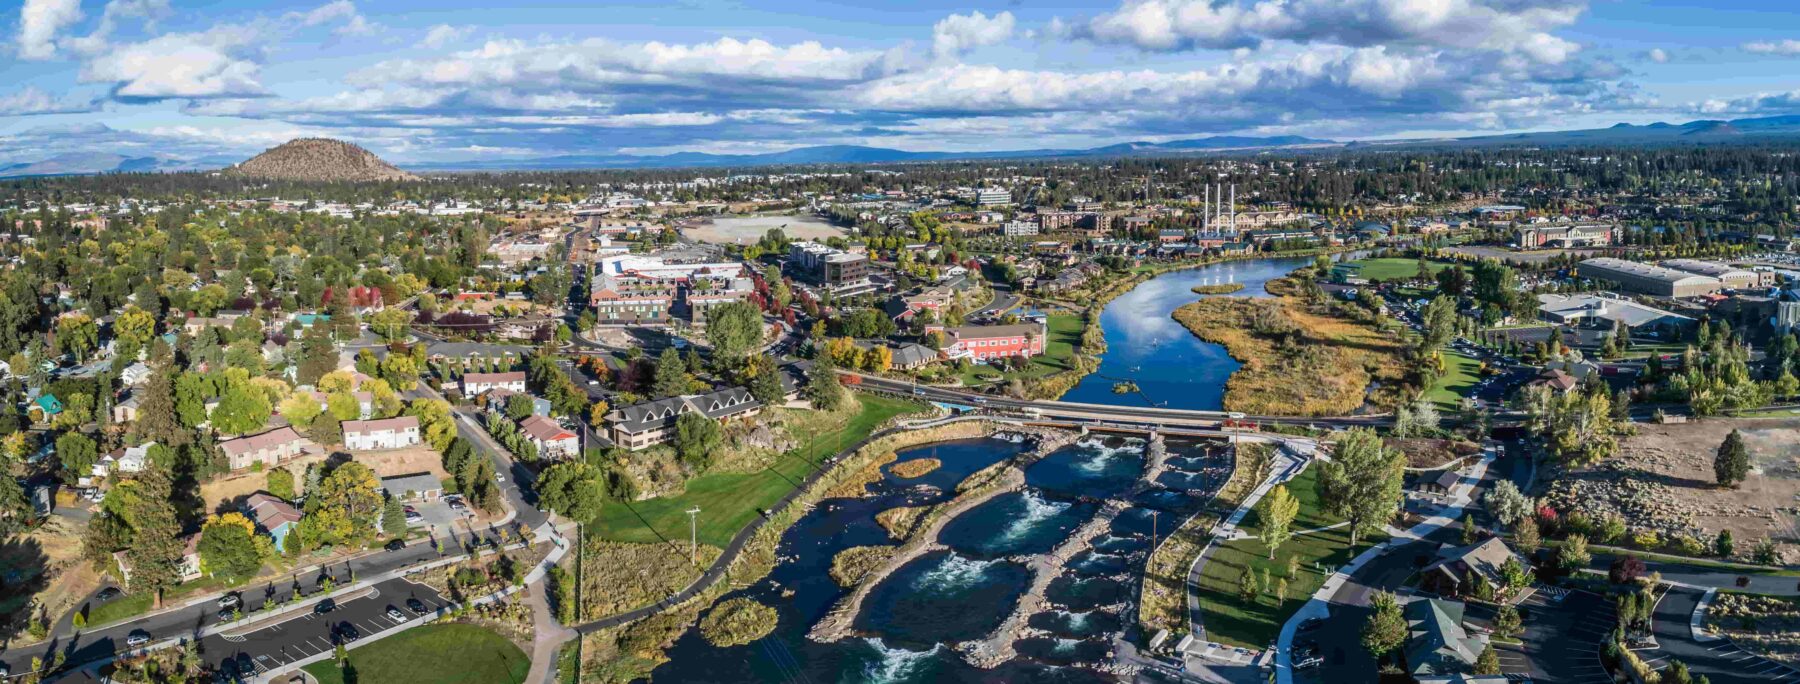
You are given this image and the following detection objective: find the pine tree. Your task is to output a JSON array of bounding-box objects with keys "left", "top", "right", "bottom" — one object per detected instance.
[
  {"left": 1473, "top": 643, "right": 1502, "bottom": 675},
  {"left": 1715, "top": 429, "right": 1751, "bottom": 488},
  {"left": 1361, "top": 591, "right": 1407, "bottom": 657},
  {"left": 126, "top": 465, "right": 187, "bottom": 609}
]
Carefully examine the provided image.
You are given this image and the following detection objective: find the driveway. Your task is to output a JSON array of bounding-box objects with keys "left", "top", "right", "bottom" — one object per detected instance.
[{"left": 1652, "top": 586, "right": 1800, "bottom": 684}]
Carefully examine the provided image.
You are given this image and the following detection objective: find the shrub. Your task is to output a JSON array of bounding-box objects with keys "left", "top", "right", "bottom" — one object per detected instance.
[{"left": 698, "top": 597, "right": 778, "bottom": 647}]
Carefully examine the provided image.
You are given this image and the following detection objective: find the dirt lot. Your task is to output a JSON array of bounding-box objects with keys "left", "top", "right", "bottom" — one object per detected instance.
[
  {"left": 7, "top": 517, "right": 101, "bottom": 637},
  {"left": 201, "top": 446, "right": 451, "bottom": 513},
  {"left": 1541, "top": 418, "right": 1800, "bottom": 555},
  {"left": 682, "top": 215, "right": 844, "bottom": 245}
]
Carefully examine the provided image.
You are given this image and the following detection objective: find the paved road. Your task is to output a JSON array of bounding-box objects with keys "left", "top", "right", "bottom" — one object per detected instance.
[
  {"left": 1652, "top": 587, "right": 1800, "bottom": 684},
  {"left": 197, "top": 576, "right": 451, "bottom": 681}
]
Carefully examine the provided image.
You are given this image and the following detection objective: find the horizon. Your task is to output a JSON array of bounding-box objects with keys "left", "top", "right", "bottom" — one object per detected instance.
[{"left": 5, "top": 0, "right": 1800, "bottom": 167}]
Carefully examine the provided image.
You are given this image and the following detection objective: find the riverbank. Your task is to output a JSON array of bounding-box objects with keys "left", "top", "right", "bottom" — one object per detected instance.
[
  {"left": 1169, "top": 277, "right": 1408, "bottom": 416},
  {"left": 1137, "top": 441, "right": 1266, "bottom": 636},
  {"left": 1191, "top": 283, "right": 1246, "bottom": 295}
]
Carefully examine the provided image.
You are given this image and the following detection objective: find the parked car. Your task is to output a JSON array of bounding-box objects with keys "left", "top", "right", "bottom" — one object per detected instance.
[
  {"left": 386, "top": 606, "right": 406, "bottom": 621},
  {"left": 126, "top": 630, "right": 150, "bottom": 647},
  {"left": 315, "top": 599, "right": 336, "bottom": 614},
  {"left": 95, "top": 587, "right": 122, "bottom": 602},
  {"left": 385, "top": 538, "right": 407, "bottom": 551},
  {"left": 406, "top": 597, "right": 427, "bottom": 614},
  {"left": 218, "top": 593, "right": 240, "bottom": 608},
  {"left": 335, "top": 622, "right": 360, "bottom": 642}
]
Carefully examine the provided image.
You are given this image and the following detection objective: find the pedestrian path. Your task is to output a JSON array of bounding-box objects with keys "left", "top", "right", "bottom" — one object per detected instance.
[{"left": 1187, "top": 444, "right": 1309, "bottom": 641}]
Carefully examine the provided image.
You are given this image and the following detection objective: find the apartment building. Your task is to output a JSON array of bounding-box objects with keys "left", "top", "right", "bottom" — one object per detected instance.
[
  {"left": 342, "top": 416, "right": 422, "bottom": 451},
  {"left": 942, "top": 322, "right": 1046, "bottom": 362}
]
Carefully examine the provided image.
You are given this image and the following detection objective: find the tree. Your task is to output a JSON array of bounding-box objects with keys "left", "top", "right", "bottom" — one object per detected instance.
[
  {"left": 1715, "top": 429, "right": 1751, "bottom": 488},
  {"left": 1361, "top": 590, "right": 1407, "bottom": 658},
  {"left": 1493, "top": 603, "right": 1522, "bottom": 638},
  {"left": 536, "top": 461, "right": 612, "bottom": 522},
  {"left": 368, "top": 308, "right": 414, "bottom": 343},
  {"left": 653, "top": 348, "right": 687, "bottom": 398},
  {"left": 674, "top": 412, "right": 722, "bottom": 469},
  {"left": 278, "top": 393, "right": 322, "bottom": 428},
  {"left": 1560, "top": 533, "right": 1592, "bottom": 571},
  {"left": 1473, "top": 643, "right": 1501, "bottom": 675},
  {"left": 705, "top": 301, "right": 764, "bottom": 363},
  {"left": 137, "top": 362, "right": 187, "bottom": 446},
  {"left": 506, "top": 393, "right": 535, "bottom": 421},
  {"left": 125, "top": 465, "right": 186, "bottom": 608},
  {"left": 55, "top": 431, "right": 97, "bottom": 485},
  {"left": 113, "top": 306, "right": 157, "bottom": 362},
  {"left": 1716, "top": 529, "right": 1735, "bottom": 558},
  {"left": 299, "top": 461, "right": 382, "bottom": 550},
  {"left": 1318, "top": 429, "right": 1405, "bottom": 546},
  {"left": 296, "top": 324, "right": 337, "bottom": 386},
  {"left": 1461, "top": 513, "right": 1479, "bottom": 544},
  {"left": 55, "top": 313, "right": 99, "bottom": 362},
  {"left": 1484, "top": 480, "right": 1531, "bottom": 529},
  {"left": 406, "top": 399, "right": 457, "bottom": 452},
  {"left": 1260, "top": 484, "right": 1299, "bottom": 560},
  {"left": 381, "top": 497, "right": 407, "bottom": 537},
  {"left": 198, "top": 512, "right": 266, "bottom": 583},
  {"left": 266, "top": 467, "right": 296, "bottom": 500},
  {"left": 747, "top": 359, "right": 785, "bottom": 406},
  {"left": 1514, "top": 516, "right": 1541, "bottom": 555},
  {"left": 806, "top": 358, "right": 845, "bottom": 411},
  {"left": 211, "top": 385, "right": 272, "bottom": 435}
]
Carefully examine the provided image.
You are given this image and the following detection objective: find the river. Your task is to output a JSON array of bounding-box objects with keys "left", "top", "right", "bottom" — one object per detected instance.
[
  {"left": 645, "top": 434, "right": 1230, "bottom": 683},
  {"left": 1059, "top": 255, "right": 1331, "bottom": 411}
]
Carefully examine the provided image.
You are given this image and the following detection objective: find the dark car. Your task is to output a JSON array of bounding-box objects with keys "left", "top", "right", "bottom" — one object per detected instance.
[
  {"left": 95, "top": 587, "right": 122, "bottom": 601},
  {"left": 385, "top": 538, "right": 406, "bottom": 552},
  {"left": 335, "top": 622, "right": 361, "bottom": 642},
  {"left": 406, "top": 597, "right": 427, "bottom": 614},
  {"left": 217, "top": 608, "right": 235, "bottom": 622},
  {"left": 314, "top": 598, "right": 336, "bottom": 614}
]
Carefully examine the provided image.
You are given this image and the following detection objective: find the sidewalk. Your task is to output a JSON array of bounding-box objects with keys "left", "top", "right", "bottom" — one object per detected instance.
[
  {"left": 1272, "top": 443, "right": 1496, "bottom": 684},
  {"left": 1187, "top": 444, "right": 1308, "bottom": 642}
]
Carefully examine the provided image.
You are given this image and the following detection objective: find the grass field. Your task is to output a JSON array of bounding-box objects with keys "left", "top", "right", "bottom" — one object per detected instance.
[
  {"left": 1337, "top": 257, "right": 1449, "bottom": 282},
  {"left": 1423, "top": 349, "right": 1483, "bottom": 410},
  {"left": 1194, "top": 466, "right": 1384, "bottom": 649},
  {"left": 85, "top": 575, "right": 233, "bottom": 627},
  {"left": 587, "top": 394, "right": 924, "bottom": 547},
  {"left": 304, "top": 623, "right": 529, "bottom": 684}
]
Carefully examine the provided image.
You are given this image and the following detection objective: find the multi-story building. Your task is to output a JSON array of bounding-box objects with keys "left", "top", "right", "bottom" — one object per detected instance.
[
  {"left": 342, "top": 416, "right": 421, "bottom": 451},
  {"left": 941, "top": 322, "right": 1046, "bottom": 362},
  {"left": 972, "top": 187, "right": 1012, "bottom": 206},
  {"left": 606, "top": 387, "right": 762, "bottom": 451},
  {"left": 461, "top": 371, "right": 527, "bottom": 396},
  {"left": 589, "top": 274, "right": 677, "bottom": 324},
  {"left": 788, "top": 242, "right": 875, "bottom": 295},
  {"left": 1513, "top": 223, "right": 1612, "bottom": 248},
  {"left": 1002, "top": 220, "right": 1039, "bottom": 237},
  {"left": 520, "top": 415, "right": 579, "bottom": 459},
  {"left": 219, "top": 427, "right": 311, "bottom": 471}
]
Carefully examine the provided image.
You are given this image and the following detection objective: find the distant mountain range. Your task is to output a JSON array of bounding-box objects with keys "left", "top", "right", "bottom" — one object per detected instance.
[{"left": 11, "top": 114, "right": 1800, "bottom": 178}]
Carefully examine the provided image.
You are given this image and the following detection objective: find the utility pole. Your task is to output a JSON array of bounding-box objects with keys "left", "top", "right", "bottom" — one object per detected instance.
[
  {"left": 1150, "top": 510, "right": 1159, "bottom": 549},
  {"left": 685, "top": 506, "right": 702, "bottom": 564}
]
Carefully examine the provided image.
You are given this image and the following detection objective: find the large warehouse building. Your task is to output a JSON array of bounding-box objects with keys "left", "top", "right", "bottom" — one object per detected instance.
[
  {"left": 1576, "top": 258, "right": 1722, "bottom": 297},
  {"left": 1658, "top": 259, "right": 1774, "bottom": 290}
]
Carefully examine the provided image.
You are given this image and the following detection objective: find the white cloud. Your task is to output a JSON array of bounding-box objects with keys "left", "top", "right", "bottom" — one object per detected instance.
[
  {"left": 359, "top": 36, "right": 897, "bottom": 90},
  {"left": 1071, "top": 0, "right": 1585, "bottom": 64},
  {"left": 80, "top": 23, "right": 269, "bottom": 99},
  {"left": 64, "top": 0, "right": 174, "bottom": 56},
  {"left": 1693, "top": 89, "right": 1800, "bottom": 115},
  {"left": 0, "top": 86, "right": 102, "bottom": 116},
  {"left": 418, "top": 24, "right": 471, "bottom": 49},
  {"left": 16, "top": 0, "right": 84, "bottom": 60},
  {"left": 1744, "top": 39, "right": 1800, "bottom": 56},
  {"left": 932, "top": 11, "right": 1015, "bottom": 59},
  {"left": 1647, "top": 48, "right": 1668, "bottom": 63}
]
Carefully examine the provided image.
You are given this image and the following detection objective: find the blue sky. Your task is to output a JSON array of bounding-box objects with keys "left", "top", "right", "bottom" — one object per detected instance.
[{"left": 4, "top": 0, "right": 1800, "bottom": 164}]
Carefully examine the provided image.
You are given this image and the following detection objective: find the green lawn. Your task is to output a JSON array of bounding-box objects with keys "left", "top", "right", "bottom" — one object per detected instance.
[
  {"left": 85, "top": 575, "right": 235, "bottom": 627},
  {"left": 1423, "top": 349, "right": 1483, "bottom": 410},
  {"left": 1028, "top": 313, "right": 1084, "bottom": 375},
  {"left": 304, "top": 623, "right": 529, "bottom": 684},
  {"left": 1336, "top": 257, "right": 1449, "bottom": 283},
  {"left": 587, "top": 394, "right": 924, "bottom": 547},
  {"left": 1195, "top": 466, "right": 1385, "bottom": 649}
]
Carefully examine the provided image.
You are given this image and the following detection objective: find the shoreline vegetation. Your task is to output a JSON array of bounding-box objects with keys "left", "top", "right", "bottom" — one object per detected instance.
[
  {"left": 570, "top": 415, "right": 984, "bottom": 683},
  {"left": 1191, "top": 283, "right": 1247, "bottom": 295},
  {"left": 1137, "top": 442, "right": 1269, "bottom": 637},
  {"left": 889, "top": 457, "right": 942, "bottom": 479},
  {"left": 1169, "top": 275, "right": 1407, "bottom": 416}
]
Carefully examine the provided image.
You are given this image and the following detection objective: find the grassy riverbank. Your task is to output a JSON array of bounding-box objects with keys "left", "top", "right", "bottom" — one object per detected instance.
[
  {"left": 1191, "top": 283, "right": 1246, "bottom": 295},
  {"left": 1139, "top": 442, "right": 1271, "bottom": 637},
  {"left": 1170, "top": 277, "right": 1408, "bottom": 416}
]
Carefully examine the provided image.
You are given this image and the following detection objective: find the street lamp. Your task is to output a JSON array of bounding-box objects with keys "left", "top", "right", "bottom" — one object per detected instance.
[{"left": 685, "top": 506, "right": 702, "bottom": 565}]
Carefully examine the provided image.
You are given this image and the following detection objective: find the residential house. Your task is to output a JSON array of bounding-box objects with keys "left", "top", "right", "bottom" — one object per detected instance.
[
  {"left": 462, "top": 371, "right": 527, "bottom": 396},
  {"left": 1528, "top": 368, "right": 1578, "bottom": 395},
  {"left": 120, "top": 362, "right": 152, "bottom": 386},
  {"left": 1420, "top": 538, "right": 1522, "bottom": 598},
  {"left": 219, "top": 427, "right": 311, "bottom": 471},
  {"left": 31, "top": 394, "right": 62, "bottom": 421},
  {"left": 342, "top": 416, "right": 421, "bottom": 451},
  {"left": 520, "top": 414, "right": 579, "bottom": 459},
  {"left": 112, "top": 390, "right": 141, "bottom": 424},
  {"left": 115, "top": 534, "right": 203, "bottom": 588},
  {"left": 607, "top": 387, "right": 762, "bottom": 451},
  {"left": 244, "top": 492, "right": 303, "bottom": 553}
]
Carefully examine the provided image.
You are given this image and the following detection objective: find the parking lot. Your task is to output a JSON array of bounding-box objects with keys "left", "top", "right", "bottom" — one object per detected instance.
[
  {"left": 403, "top": 494, "right": 475, "bottom": 533},
  {"left": 197, "top": 576, "right": 449, "bottom": 680},
  {"left": 1492, "top": 586, "right": 1617, "bottom": 684}
]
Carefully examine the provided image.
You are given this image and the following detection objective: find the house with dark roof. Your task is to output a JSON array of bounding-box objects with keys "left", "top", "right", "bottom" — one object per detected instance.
[
  {"left": 1404, "top": 598, "right": 1487, "bottom": 676},
  {"left": 1420, "top": 538, "right": 1522, "bottom": 598},
  {"left": 1529, "top": 368, "right": 1579, "bottom": 395},
  {"left": 606, "top": 387, "right": 762, "bottom": 451}
]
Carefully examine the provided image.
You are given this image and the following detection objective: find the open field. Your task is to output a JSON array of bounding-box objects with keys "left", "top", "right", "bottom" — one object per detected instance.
[
  {"left": 684, "top": 215, "right": 844, "bottom": 244},
  {"left": 1541, "top": 417, "right": 1800, "bottom": 560},
  {"left": 1171, "top": 281, "right": 1408, "bottom": 416},
  {"left": 1194, "top": 465, "right": 1382, "bottom": 649},
  {"left": 1706, "top": 592, "right": 1800, "bottom": 665},
  {"left": 578, "top": 539, "right": 723, "bottom": 618},
  {"left": 304, "top": 623, "right": 529, "bottom": 684},
  {"left": 587, "top": 394, "right": 924, "bottom": 546},
  {"left": 1336, "top": 257, "right": 1448, "bottom": 282},
  {"left": 1423, "top": 349, "right": 1483, "bottom": 410},
  {"left": 201, "top": 446, "right": 449, "bottom": 514}
]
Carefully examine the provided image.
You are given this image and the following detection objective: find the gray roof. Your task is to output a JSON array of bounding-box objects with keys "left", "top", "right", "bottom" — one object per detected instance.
[
  {"left": 380, "top": 472, "right": 443, "bottom": 495},
  {"left": 891, "top": 343, "right": 938, "bottom": 367},
  {"left": 610, "top": 387, "right": 761, "bottom": 435},
  {"left": 1536, "top": 293, "right": 1692, "bottom": 327},
  {"left": 1404, "top": 599, "right": 1485, "bottom": 675}
]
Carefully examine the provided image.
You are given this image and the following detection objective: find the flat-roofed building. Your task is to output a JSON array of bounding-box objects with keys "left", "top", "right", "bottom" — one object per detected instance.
[
  {"left": 1536, "top": 293, "right": 1695, "bottom": 333},
  {"left": 1576, "top": 257, "right": 1722, "bottom": 297},
  {"left": 1659, "top": 259, "right": 1774, "bottom": 290},
  {"left": 1514, "top": 223, "right": 1612, "bottom": 248}
]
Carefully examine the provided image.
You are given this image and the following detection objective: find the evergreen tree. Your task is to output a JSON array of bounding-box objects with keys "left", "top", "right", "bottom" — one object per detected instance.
[
  {"left": 126, "top": 465, "right": 187, "bottom": 608},
  {"left": 1361, "top": 591, "right": 1407, "bottom": 658},
  {"left": 653, "top": 348, "right": 687, "bottom": 398},
  {"left": 1715, "top": 429, "right": 1751, "bottom": 488},
  {"left": 1473, "top": 643, "right": 1502, "bottom": 675}
]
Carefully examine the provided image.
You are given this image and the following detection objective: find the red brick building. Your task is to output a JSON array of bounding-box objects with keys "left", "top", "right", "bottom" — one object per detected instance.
[{"left": 941, "top": 323, "right": 1046, "bottom": 362}]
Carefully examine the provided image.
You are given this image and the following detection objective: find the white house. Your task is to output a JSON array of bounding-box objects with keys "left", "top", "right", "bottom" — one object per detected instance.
[
  {"left": 342, "top": 416, "right": 421, "bottom": 451},
  {"left": 461, "top": 371, "right": 527, "bottom": 396},
  {"left": 119, "top": 362, "right": 152, "bottom": 386}
]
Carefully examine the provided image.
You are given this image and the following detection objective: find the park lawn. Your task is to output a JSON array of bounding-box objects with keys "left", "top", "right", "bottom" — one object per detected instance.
[
  {"left": 1338, "top": 257, "right": 1449, "bottom": 282},
  {"left": 304, "top": 623, "right": 529, "bottom": 684},
  {"left": 85, "top": 575, "right": 235, "bottom": 627},
  {"left": 1027, "top": 313, "right": 1084, "bottom": 375},
  {"left": 1195, "top": 466, "right": 1385, "bottom": 649},
  {"left": 1423, "top": 349, "right": 1483, "bottom": 410},
  {"left": 587, "top": 394, "right": 924, "bottom": 547}
]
